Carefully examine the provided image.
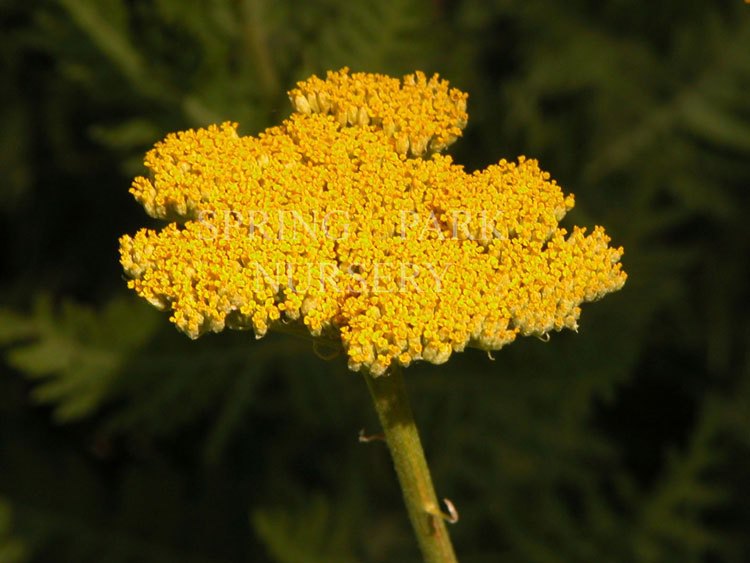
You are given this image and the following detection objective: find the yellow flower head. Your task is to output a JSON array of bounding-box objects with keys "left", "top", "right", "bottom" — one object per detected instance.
[{"left": 120, "top": 68, "right": 626, "bottom": 376}]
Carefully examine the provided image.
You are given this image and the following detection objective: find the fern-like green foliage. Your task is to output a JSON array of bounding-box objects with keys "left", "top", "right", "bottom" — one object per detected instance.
[
  {"left": 2, "top": 0, "right": 749, "bottom": 562},
  {"left": 252, "top": 493, "right": 357, "bottom": 563},
  {"left": 0, "top": 297, "right": 160, "bottom": 421},
  {"left": 631, "top": 402, "right": 726, "bottom": 562}
]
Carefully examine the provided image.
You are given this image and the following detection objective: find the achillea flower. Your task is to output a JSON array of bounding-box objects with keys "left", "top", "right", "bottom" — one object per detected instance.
[{"left": 120, "top": 68, "right": 626, "bottom": 376}]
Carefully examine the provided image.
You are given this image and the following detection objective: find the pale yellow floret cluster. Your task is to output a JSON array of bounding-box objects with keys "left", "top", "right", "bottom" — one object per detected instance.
[{"left": 120, "top": 68, "right": 626, "bottom": 376}]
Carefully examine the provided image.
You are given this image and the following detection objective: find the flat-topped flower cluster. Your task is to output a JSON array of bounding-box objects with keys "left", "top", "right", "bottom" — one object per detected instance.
[{"left": 120, "top": 68, "right": 626, "bottom": 376}]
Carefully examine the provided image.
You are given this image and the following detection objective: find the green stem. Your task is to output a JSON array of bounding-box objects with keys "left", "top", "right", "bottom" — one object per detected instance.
[
  {"left": 364, "top": 367, "right": 458, "bottom": 563},
  {"left": 240, "top": 0, "right": 280, "bottom": 99}
]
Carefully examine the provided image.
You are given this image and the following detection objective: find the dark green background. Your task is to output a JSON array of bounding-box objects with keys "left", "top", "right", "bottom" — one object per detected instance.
[{"left": 1, "top": 1, "right": 749, "bottom": 561}]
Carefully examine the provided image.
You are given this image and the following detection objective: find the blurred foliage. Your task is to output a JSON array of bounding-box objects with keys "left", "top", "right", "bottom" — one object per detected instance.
[
  {"left": 1, "top": 0, "right": 749, "bottom": 561},
  {"left": 0, "top": 499, "right": 28, "bottom": 563}
]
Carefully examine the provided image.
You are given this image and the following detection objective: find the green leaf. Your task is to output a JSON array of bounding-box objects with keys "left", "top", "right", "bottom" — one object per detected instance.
[
  {"left": 252, "top": 493, "right": 358, "bottom": 563},
  {"left": 57, "top": 0, "right": 145, "bottom": 87},
  {"left": 2, "top": 297, "right": 161, "bottom": 421}
]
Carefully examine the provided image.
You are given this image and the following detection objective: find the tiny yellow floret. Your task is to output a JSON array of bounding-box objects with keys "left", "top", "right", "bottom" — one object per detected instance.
[{"left": 120, "top": 68, "right": 626, "bottom": 376}]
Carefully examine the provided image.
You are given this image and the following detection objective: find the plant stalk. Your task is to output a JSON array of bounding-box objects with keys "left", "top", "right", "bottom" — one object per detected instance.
[{"left": 364, "top": 366, "right": 458, "bottom": 563}]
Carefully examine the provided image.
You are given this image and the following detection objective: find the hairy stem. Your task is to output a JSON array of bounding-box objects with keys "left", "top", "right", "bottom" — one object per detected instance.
[{"left": 365, "top": 366, "right": 458, "bottom": 563}]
